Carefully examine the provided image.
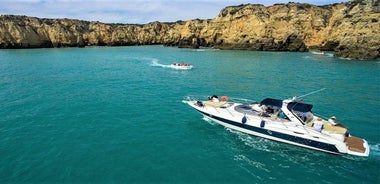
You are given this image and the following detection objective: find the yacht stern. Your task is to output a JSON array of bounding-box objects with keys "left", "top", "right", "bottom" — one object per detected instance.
[{"left": 345, "top": 136, "right": 370, "bottom": 157}]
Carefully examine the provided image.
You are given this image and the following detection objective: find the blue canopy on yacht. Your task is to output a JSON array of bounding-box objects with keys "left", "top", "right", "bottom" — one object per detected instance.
[
  {"left": 287, "top": 102, "right": 313, "bottom": 112},
  {"left": 260, "top": 98, "right": 313, "bottom": 112},
  {"left": 260, "top": 98, "right": 282, "bottom": 107}
]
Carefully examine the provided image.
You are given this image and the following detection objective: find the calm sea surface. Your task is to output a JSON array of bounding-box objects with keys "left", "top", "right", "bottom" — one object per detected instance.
[{"left": 0, "top": 46, "right": 379, "bottom": 183}]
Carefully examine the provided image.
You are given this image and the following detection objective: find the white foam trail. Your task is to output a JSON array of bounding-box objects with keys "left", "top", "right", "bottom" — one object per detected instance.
[
  {"left": 233, "top": 154, "right": 269, "bottom": 180},
  {"left": 231, "top": 129, "right": 278, "bottom": 153},
  {"left": 369, "top": 143, "right": 380, "bottom": 158},
  {"left": 234, "top": 154, "right": 270, "bottom": 172},
  {"left": 202, "top": 116, "right": 217, "bottom": 126},
  {"left": 150, "top": 59, "right": 169, "bottom": 68}
]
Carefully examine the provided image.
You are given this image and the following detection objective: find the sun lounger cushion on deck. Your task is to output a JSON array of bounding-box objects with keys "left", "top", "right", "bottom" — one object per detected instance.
[
  {"left": 307, "top": 119, "right": 347, "bottom": 134},
  {"left": 203, "top": 101, "right": 227, "bottom": 108}
]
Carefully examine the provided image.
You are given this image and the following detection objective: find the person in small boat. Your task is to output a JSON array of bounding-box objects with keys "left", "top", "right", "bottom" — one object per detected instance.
[
  {"left": 328, "top": 116, "right": 337, "bottom": 125},
  {"left": 312, "top": 118, "right": 324, "bottom": 132}
]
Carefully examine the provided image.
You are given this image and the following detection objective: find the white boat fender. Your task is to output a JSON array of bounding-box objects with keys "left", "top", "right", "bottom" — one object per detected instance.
[
  {"left": 242, "top": 115, "right": 247, "bottom": 124},
  {"left": 221, "top": 96, "right": 229, "bottom": 101},
  {"left": 260, "top": 120, "right": 265, "bottom": 128}
]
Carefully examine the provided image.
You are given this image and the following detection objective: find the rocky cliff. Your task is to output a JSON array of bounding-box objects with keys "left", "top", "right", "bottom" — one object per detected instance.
[{"left": 0, "top": 0, "right": 379, "bottom": 59}]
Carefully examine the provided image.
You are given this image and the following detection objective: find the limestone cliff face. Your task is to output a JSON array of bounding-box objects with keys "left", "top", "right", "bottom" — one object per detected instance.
[{"left": 0, "top": 0, "right": 379, "bottom": 59}]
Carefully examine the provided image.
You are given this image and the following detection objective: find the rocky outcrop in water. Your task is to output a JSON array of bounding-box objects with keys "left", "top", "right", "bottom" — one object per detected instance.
[{"left": 0, "top": 0, "right": 379, "bottom": 59}]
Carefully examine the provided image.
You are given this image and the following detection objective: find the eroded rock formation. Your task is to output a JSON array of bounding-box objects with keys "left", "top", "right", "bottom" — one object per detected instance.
[{"left": 0, "top": 0, "right": 379, "bottom": 59}]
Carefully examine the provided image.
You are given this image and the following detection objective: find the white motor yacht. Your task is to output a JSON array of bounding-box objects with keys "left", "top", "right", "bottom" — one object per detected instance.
[{"left": 182, "top": 95, "right": 370, "bottom": 156}]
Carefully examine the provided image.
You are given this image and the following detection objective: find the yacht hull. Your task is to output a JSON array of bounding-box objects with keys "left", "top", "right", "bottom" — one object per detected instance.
[{"left": 196, "top": 109, "right": 341, "bottom": 155}]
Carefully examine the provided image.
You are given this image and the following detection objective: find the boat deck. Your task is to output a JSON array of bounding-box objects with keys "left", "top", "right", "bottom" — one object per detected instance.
[
  {"left": 202, "top": 101, "right": 228, "bottom": 108},
  {"left": 345, "top": 136, "right": 366, "bottom": 153},
  {"left": 307, "top": 119, "right": 347, "bottom": 134},
  {"left": 234, "top": 104, "right": 261, "bottom": 116}
]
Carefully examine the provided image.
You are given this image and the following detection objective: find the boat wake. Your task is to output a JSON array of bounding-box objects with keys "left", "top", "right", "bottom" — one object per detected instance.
[
  {"left": 227, "top": 128, "right": 280, "bottom": 153},
  {"left": 150, "top": 59, "right": 172, "bottom": 68},
  {"left": 227, "top": 128, "right": 323, "bottom": 159},
  {"left": 202, "top": 116, "right": 217, "bottom": 126},
  {"left": 233, "top": 154, "right": 270, "bottom": 176},
  {"left": 370, "top": 143, "right": 380, "bottom": 158}
]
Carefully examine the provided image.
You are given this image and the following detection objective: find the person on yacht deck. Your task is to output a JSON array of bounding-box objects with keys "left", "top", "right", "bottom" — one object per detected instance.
[
  {"left": 312, "top": 118, "right": 324, "bottom": 132},
  {"left": 328, "top": 116, "right": 337, "bottom": 125},
  {"left": 302, "top": 111, "right": 314, "bottom": 122},
  {"left": 208, "top": 95, "right": 219, "bottom": 103}
]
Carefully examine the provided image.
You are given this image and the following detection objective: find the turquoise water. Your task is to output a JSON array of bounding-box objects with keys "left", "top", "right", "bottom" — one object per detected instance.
[{"left": 0, "top": 46, "right": 379, "bottom": 183}]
